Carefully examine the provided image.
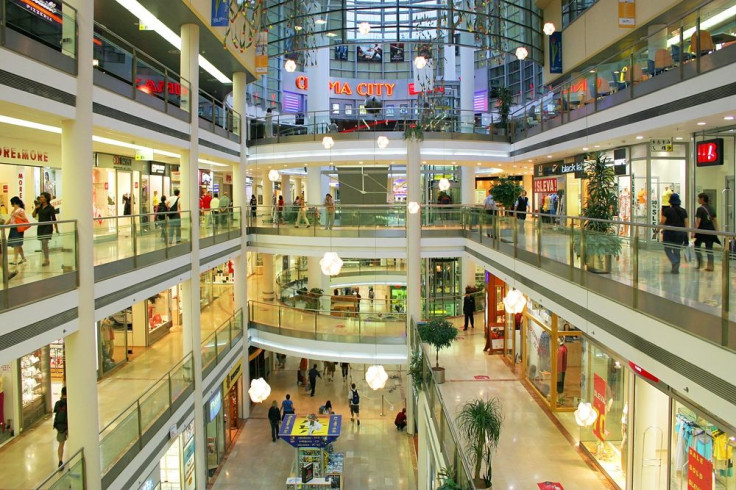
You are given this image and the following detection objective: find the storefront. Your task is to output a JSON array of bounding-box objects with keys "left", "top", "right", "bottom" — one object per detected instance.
[
  {"left": 154, "top": 419, "right": 197, "bottom": 490},
  {"left": 19, "top": 348, "right": 51, "bottom": 431},
  {"left": 201, "top": 261, "right": 234, "bottom": 309},
  {"left": 486, "top": 271, "right": 506, "bottom": 355},
  {"left": 0, "top": 137, "right": 61, "bottom": 220},
  {"left": 693, "top": 129, "right": 734, "bottom": 233},
  {"left": 522, "top": 300, "right": 583, "bottom": 412},
  {"left": 205, "top": 389, "right": 225, "bottom": 481},
  {"left": 222, "top": 360, "right": 243, "bottom": 449}
]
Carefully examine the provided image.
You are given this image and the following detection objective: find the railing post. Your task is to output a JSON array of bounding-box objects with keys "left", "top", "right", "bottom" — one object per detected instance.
[
  {"left": 131, "top": 215, "right": 138, "bottom": 267},
  {"left": 132, "top": 50, "right": 138, "bottom": 100},
  {"left": 696, "top": 17, "right": 702, "bottom": 74},
  {"left": 629, "top": 52, "right": 635, "bottom": 98},
  {"left": 278, "top": 306, "right": 282, "bottom": 335},
  {"left": 722, "top": 239, "right": 730, "bottom": 347},
  {"left": 136, "top": 401, "right": 143, "bottom": 449},
  {"left": 164, "top": 217, "right": 170, "bottom": 258},
  {"left": 568, "top": 219, "right": 575, "bottom": 272},
  {"left": 168, "top": 372, "right": 173, "bottom": 406},
  {"left": 579, "top": 223, "right": 587, "bottom": 280},
  {"left": 512, "top": 212, "right": 518, "bottom": 259},
  {"left": 679, "top": 23, "right": 685, "bottom": 81},
  {"left": 536, "top": 213, "right": 542, "bottom": 267}
]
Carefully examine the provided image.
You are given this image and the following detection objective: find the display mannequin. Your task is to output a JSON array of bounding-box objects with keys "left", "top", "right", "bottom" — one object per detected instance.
[
  {"left": 557, "top": 338, "right": 568, "bottom": 395},
  {"left": 618, "top": 188, "right": 631, "bottom": 236}
]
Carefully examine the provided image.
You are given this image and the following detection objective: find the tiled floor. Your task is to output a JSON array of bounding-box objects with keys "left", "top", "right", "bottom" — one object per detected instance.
[
  {"left": 0, "top": 290, "right": 234, "bottom": 489},
  {"left": 212, "top": 357, "right": 417, "bottom": 490}
]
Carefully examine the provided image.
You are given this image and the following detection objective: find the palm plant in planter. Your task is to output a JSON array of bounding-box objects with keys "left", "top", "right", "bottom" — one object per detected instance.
[
  {"left": 457, "top": 397, "right": 503, "bottom": 489},
  {"left": 574, "top": 153, "right": 622, "bottom": 273},
  {"left": 417, "top": 317, "right": 457, "bottom": 384},
  {"left": 438, "top": 466, "right": 464, "bottom": 490}
]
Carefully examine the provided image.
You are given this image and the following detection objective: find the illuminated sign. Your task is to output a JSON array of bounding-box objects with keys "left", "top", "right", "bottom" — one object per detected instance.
[
  {"left": 533, "top": 178, "right": 558, "bottom": 194},
  {"left": 696, "top": 138, "right": 724, "bottom": 167},
  {"left": 208, "top": 391, "right": 222, "bottom": 421},
  {"left": 0, "top": 146, "right": 49, "bottom": 163},
  {"left": 136, "top": 78, "right": 184, "bottom": 96},
  {"left": 628, "top": 361, "right": 659, "bottom": 382},
  {"left": 328, "top": 81, "right": 395, "bottom": 96},
  {"left": 408, "top": 83, "right": 444, "bottom": 96}
]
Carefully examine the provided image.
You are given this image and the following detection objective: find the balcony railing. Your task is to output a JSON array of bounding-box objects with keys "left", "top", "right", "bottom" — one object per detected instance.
[
  {"left": 199, "top": 89, "right": 241, "bottom": 141},
  {"left": 248, "top": 300, "right": 406, "bottom": 344},
  {"left": 247, "top": 204, "right": 407, "bottom": 238},
  {"left": 93, "top": 211, "right": 192, "bottom": 281},
  {"left": 247, "top": 108, "right": 508, "bottom": 144},
  {"left": 99, "top": 353, "right": 194, "bottom": 474},
  {"left": 34, "top": 448, "right": 85, "bottom": 490},
  {"left": 510, "top": 1, "right": 736, "bottom": 141},
  {"left": 199, "top": 207, "right": 242, "bottom": 246},
  {"left": 0, "top": 219, "right": 78, "bottom": 312},
  {"left": 92, "top": 23, "right": 191, "bottom": 120},
  {"left": 201, "top": 308, "right": 244, "bottom": 378}
]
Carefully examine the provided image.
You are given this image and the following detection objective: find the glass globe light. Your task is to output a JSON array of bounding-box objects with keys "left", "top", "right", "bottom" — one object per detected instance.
[
  {"left": 407, "top": 201, "right": 420, "bottom": 214},
  {"left": 358, "top": 22, "right": 371, "bottom": 35},
  {"left": 543, "top": 22, "right": 556, "bottom": 36},
  {"left": 320, "top": 252, "right": 343, "bottom": 276},
  {"left": 574, "top": 402, "right": 598, "bottom": 427},
  {"left": 248, "top": 378, "right": 271, "bottom": 403},
  {"left": 503, "top": 289, "right": 526, "bottom": 314},
  {"left": 438, "top": 178, "right": 451, "bottom": 191},
  {"left": 414, "top": 56, "right": 427, "bottom": 70},
  {"left": 365, "top": 365, "right": 388, "bottom": 390},
  {"left": 515, "top": 47, "right": 528, "bottom": 61},
  {"left": 268, "top": 169, "right": 280, "bottom": 182},
  {"left": 322, "top": 136, "right": 335, "bottom": 149},
  {"left": 376, "top": 136, "right": 389, "bottom": 149},
  {"left": 284, "top": 59, "right": 297, "bottom": 72}
]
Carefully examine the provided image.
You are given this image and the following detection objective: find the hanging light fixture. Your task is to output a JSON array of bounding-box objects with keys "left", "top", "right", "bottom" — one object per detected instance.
[
  {"left": 248, "top": 378, "right": 272, "bottom": 403},
  {"left": 357, "top": 22, "right": 371, "bottom": 35},
  {"left": 515, "top": 46, "right": 529, "bottom": 61},
  {"left": 438, "top": 178, "right": 451, "bottom": 192},
  {"left": 407, "top": 201, "right": 420, "bottom": 214},
  {"left": 574, "top": 402, "right": 598, "bottom": 427},
  {"left": 320, "top": 251, "right": 343, "bottom": 275},
  {"left": 503, "top": 289, "right": 526, "bottom": 314},
  {"left": 376, "top": 136, "right": 389, "bottom": 149},
  {"left": 365, "top": 365, "right": 388, "bottom": 390},
  {"left": 414, "top": 55, "right": 427, "bottom": 69},
  {"left": 322, "top": 136, "right": 335, "bottom": 149},
  {"left": 268, "top": 169, "right": 280, "bottom": 182},
  {"left": 543, "top": 22, "right": 556, "bottom": 36},
  {"left": 284, "top": 59, "right": 297, "bottom": 72}
]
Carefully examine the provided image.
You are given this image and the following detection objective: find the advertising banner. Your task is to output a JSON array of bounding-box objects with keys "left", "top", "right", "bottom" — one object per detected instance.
[
  {"left": 356, "top": 44, "right": 383, "bottom": 62},
  {"left": 10, "top": 0, "right": 62, "bottom": 24},
  {"left": 549, "top": 32, "right": 562, "bottom": 74},
  {"left": 592, "top": 374, "right": 607, "bottom": 442},
  {"left": 390, "top": 43, "right": 405, "bottom": 62},
  {"left": 618, "top": 0, "right": 636, "bottom": 28},
  {"left": 533, "top": 178, "right": 558, "bottom": 194},
  {"left": 279, "top": 414, "right": 342, "bottom": 448},
  {"left": 256, "top": 31, "right": 269, "bottom": 74},
  {"left": 687, "top": 447, "right": 712, "bottom": 490},
  {"left": 211, "top": 0, "right": 229, "bottom": 27}
]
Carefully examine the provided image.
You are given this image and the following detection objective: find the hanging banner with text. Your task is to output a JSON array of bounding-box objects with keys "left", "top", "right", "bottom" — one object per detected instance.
[
  {"left": 211, "top": 0, "right": 229, "bottom": 27},
  {"left": 256, "top": 31, "right": 269, "bottom": 74},
  {"left": 618, "top": 0, "right": 636, "bottom": 28},
  {"left": 592, "top": 374, "right": 607, "bottom": 442},
  {"left": 549, "top": 32, "right": 562, "bottom": 74},
  {"left": 688, "top": 447, "right": 713, "bottom": 490}
]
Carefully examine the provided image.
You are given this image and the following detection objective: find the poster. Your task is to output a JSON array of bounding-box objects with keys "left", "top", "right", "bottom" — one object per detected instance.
[
  {"left": 687, "top": 447, "right": 712, "bottom": 490},
  {"left": 335, "top": 45, "right": 348, "bottom": 61},
  {"left": 618, "top": 0, "right": 635, "bottom": 28},
  {"left": 592, "top": 374, "right": 607, "bottom": 442},
  {"left": 390, "top": 43, "right": 405, "bottom": 62},
  {"left": 211, "top": 0, "right": 229, "bottom": 27},
  {"left": 549, "top": 32, "right": 562, "bottom": 74},
  {"left": 256, "top": 31, "right": 268, "bottom": 74},
  {"left": 279, "top": 414, "right": 342, "bottom": 448},
  {"left": 10, "top": 0, "right": 62, "bottom": 24},
  {"left": 356, "top": 44, "right": 382, "bottom": 62}
]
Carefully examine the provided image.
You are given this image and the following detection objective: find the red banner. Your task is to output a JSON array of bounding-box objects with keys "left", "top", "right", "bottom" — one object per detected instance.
[
  {"left": 592, "top": 374, "right": 607, "bottom": 442},
  {"left": 688, "top": 447, "right": 713, "bottom": 490},
  {"left": 533, "top": 178, "right": 558, "bottom": 194}
]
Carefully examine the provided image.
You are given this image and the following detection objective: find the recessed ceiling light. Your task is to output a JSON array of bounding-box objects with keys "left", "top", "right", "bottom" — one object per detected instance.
[
  {"left": 582, "top": 147, "right": 589, "bottom": 151},
  {"left": 697, "top": 121, "right": 707, "bottom": 126},
  {"left": 594, "top": 145, "right": 600, "bottom": 148},
  {"left": 528, "top": 159, "right": 533, "bottom": 162},
  {"left": 513, "top": 165, "right": 517, "bottom": 168},
  {"left": 675, "top": 136, "right": 684, "bottom": 140},
  {"left": 636, "top": 135, "right": 644, "bottom": 140},
  {"left": 547, "top": 155, "right": 552, "bottom": 158},
  {"left": 725, "top": 116, "right": 735, "bottom": 120}
]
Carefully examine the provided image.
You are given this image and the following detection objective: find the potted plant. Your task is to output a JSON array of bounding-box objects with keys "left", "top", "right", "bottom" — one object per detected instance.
[
  {"left": 457, "top": 397, "right": 503, "bottom": 489},
  {"left": 409, "top": 350, "right": 425, "bottom": 392},
  {"left": 438, "top": 466, "right": 464, "bottom": 490},
  {"left": 495, "top": 87, "right": 513, "bottom": 136},
  {"left": 417, "top": 317, "right": 458, "bottom": 384},
  {"left": 299, "top": 287, "right": 323, "bottom": 311},
  {"left": 489, "top": 177, "right": 523, "bottom": 213},
  {"left": 573, "top": 153, "right": 622, "bottom": 273}
]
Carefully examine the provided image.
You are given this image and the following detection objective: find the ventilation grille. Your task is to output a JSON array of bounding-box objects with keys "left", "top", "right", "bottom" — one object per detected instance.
[
  {"left": 198, "top": 137, "right": 240, "bottom": 157},
  {"left": 0, "top": 68, "right": 75, "bottom": 106},
  {"left": 0, "top": 308, "right": 77, "bottom": 351},
  {"left": 93, "top": 103, "right": 190, "bottom": 141},
  {"left": 95, "top": 263, "right": 191, "bottom": 309}
]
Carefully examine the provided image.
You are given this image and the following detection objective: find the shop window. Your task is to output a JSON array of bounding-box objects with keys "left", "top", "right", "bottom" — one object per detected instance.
[
  {"left": 344, "top": 104, "right": 353, "bottom": 115},
  {"left": 332, "top": 103, "right": 340, "bottom": 115}
]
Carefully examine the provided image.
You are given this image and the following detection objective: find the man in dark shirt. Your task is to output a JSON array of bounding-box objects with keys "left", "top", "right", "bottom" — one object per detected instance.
[
  {"left": 268, "top": 401, "right": 281, "bottom": 442},
  {"left": 463, "top": 289, "right": 476, "bottom": 331},
  {"left": 308, "top": 364, "right": 322, "bottom": 397}
]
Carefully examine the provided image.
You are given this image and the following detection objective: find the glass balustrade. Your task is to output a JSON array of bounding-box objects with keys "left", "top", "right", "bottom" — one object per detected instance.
[
  {"left": 99, "top": 354, "right": 194, "bottom": 473},
  {"left": 0, "top": 220, "right": 78, "bottom": 311},
  {"left": 202, "top": 309, "right": 243, "bottom": 377},
  {"left": 2, "top": 0, "right": 78, "bottom": 60},
  {"left": 198, "top": 89, "right": 242, "bottom": 137},
  {"left": 248, "top": 300, "right": 406, "bottom": 344},
  {"left": 200, "top": 207, "right": 242, "bottom": 243},
  {"left": 34, "top": 449, "right": 84, "bottom": 490}
]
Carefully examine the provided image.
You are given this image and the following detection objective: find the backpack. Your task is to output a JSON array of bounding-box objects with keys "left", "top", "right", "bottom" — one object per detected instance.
[
  {"left": 351, "top": 389, "right": 360, "bottom": 405},
  {"left": 53, "top": 400, "right": 68, "bottom": 431}
]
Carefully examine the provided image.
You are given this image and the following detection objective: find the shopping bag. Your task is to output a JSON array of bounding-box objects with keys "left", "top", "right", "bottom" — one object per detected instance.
[{"left": 683, "top": 242, "right": 694, "bottom": 263}]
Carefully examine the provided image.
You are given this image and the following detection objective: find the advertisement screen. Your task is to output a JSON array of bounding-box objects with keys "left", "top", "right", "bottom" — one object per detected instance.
[{"left": 356, "top": 44, "right": 383, "bottom": 62}]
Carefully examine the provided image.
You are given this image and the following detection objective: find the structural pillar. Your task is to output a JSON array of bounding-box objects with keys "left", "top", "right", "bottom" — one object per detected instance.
[
  {"left": 261, "top": 253, "right": 275, "bottom": 301},
  {"left": 305, "top": 44, "right": 330, "bottom": 132},
  {"left": 263, "top": 171, "right": 274, "bottom": 220},
  {"left": 306, "top": 166, "right": 322, "bottom": 205},
  {"left": 281, "top": 174, "right": 292, "bottom": 204},
  {"left": 459, "top": 33, "right": 474, "bottom": 133},
  {"left": 233, "top": 72, "right": 250, "bottom": 418},
  {"left": 60, "top": 0, "right": 99, "bottom": 484},
  {"left": 180, "top": 23, "right": 206, "bottom": 489},
  {"left": 405, "top": 138, "right": 422, "bottom": 435}
]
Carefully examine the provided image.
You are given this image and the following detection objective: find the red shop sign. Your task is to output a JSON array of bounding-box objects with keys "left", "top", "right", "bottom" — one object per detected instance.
[
  {"left": 533, "top": 178, "right": 558, "bottom": 194},
  {"left": 629, "top": 361, "right": 659, "bottom": 383},
  {"left": 592, "top": 374, "right": 607, "bottom": 442},
  {"left": 688, "top": 447, "right": 713, "bottom": 490}
]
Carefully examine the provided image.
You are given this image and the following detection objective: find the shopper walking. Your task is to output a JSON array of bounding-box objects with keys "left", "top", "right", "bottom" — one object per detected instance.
[
  {"left": 32, "top": 192, "right": 57, "bottom": 266},
  {"left": 693, "top": 193, "right": 720, "bottom": 272},
  {"left": 324, "top": 193, "right": 335, "bottom": 230},
  {"left": 268, "top": 400, "right": 281, "bottom": 442},
  {"left": 5, "top": 196, "right": 28, "bottom": 267},
  {"left": 281, "top": 394, "right": 295, "bottom": 420},
  {"left": 155, "top": 196, "right": 169, "bottom": 244},
  {"left": 463, "top": 287, "right": 476, "bottom": 331},
  {"left": 295, "top": 195, "right": 310, "bottom": 228},
  {"left": 308, "top": 364, "right": 321, "bottom": 397},
  {"left": 348, "top": 383, "right": 360, "bottom": 425},
  {"left": 298, "top": 357, "right": 308, "bottom": 386},
  {"left": 661, "top": 193, "right": 688, "bottom": 274},
  {"left": 210, "top": 193, "right": 221, "bottom": 230},
  {"left": 483, "top": 189, "right": 497, "bottom": 238},
  {"left": 340, "top": 362, "right": 350, "bottom": 381},
  {"left": 394, "top": 408, "right": 407, "bottom": 431},
  {"left": 276, "top": 195, "right": 285, "bottom": 224},
  {"left": 250, "top": 195, "right": 257, "bottom": 225},
  {"left": 515, "top": 190, "right": 529, "bottom": 233},
  {"left": 53, "top": 387, "right": 68, "bottom": 467},
  {"left": 168, "top": 190, "right": 181, "bottom": 244},
  {"left": 325, "top": 361, "right": 336, "bottom": 382},
  {"left": 219, "top": 192, "right": 231, "bottom": 227}
]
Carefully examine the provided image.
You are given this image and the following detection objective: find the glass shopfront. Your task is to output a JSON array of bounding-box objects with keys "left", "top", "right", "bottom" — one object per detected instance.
[
  {"left": 97, "top": 308, "right": 131, "bottom": 376},
  {"left": 19, "top": 348, "right": 51, "bottom": 431},
  {"left": 694, "top": 130, "right": 736, "bottom": 234},
  {"left": 205, "top": 389, "right": 225, "bottom": 482},
  {"left": 148, "top": 287, "right": 177, "bottom": 344}
]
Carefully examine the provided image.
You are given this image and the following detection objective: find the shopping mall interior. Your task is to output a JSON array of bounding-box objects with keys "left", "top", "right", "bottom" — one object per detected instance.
[{"left": 1, "top": 0, "right": 736, "bottom": 488}]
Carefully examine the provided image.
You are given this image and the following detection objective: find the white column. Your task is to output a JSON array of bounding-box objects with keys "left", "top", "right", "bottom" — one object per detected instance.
[
  {"left": 443, "top": 34, "right": 456, "bottom": 81},
  {"left": 233, "top": 72, "right": 250, "bottom": 418},
  {"left": 459, "top": 34, "right": 474, "bottom": 133},
  {"left": 60, "top": 0, "right": 99, "bottom": 483},
  {"left": 282, "top": 175, "right": 292, "bottom": 205},
  {"left": 305, "top": 45, "right": 330, "bottom": 132},
  {"left": 405, "top": 138, "right": 422, "bottom": 435},
  {"left": 306, "top": 166, "right": 322, "bottom": 205},
  {"left": 263, "top": 172, "right": 274, "bottom": 219},
  {"left": 307, "top": 257, "right": 322, "bottom": 291},
  {"left": 180, "top": 23, "right": 206, "bottom": 489},
  {"left": 461, "top": 165, "right": 475, "bottom": 205},
  {"left": 462, "top": 257, "right": 476, "bottom": 294},
  {"left": 261, "top": 253, "right": 275, "bottom": 301},
  {"left": 417, "top": 397, "right": 429, "bottom": 488}
]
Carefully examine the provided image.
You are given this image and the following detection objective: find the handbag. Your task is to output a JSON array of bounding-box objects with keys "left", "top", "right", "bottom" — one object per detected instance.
[
  {"left": 14, "top": 214, "right": 30, "bottom": 233},
  {"left": 684, "top": 241, "right": 695, "bottom": 263}
]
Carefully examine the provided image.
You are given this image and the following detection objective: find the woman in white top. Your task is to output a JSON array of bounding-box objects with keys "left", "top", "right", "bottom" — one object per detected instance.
[{"left": 5, "top": 196, "right": 28, "bottom": 266}]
